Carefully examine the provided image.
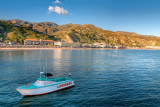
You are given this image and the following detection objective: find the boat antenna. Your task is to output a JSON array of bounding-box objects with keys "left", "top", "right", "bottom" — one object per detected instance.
[
  {"left": 39, "top": 56, "right": 41, "bottom": 78},
  {"left": 39, "top": 50, "right": 42, "bottom": 79},
  {"left": 46, "top": 56, "right": 47, "bottom": 80}
]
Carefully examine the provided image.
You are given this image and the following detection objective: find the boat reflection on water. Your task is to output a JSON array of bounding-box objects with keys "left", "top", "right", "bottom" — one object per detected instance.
[
  {"left": 18, "top": 96, "right": 36, "bottom": 106},
  {"left": 18, "top": 94, "right": 53, "bottom": 106}
]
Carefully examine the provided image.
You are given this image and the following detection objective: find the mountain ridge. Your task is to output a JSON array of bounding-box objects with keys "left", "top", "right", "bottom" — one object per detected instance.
[{"left": 0, "top": 19, "right": 160, "bottom": 46}]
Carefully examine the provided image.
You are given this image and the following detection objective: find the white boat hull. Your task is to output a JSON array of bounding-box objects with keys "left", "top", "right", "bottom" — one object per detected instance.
[{"left": 17, "top": 81, "right": 74, "bottom": 96}]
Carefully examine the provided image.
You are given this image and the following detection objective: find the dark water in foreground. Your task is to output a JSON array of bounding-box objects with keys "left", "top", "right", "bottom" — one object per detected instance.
[{"left": 1, "top": 49, "right": 160, "bottom": 107}]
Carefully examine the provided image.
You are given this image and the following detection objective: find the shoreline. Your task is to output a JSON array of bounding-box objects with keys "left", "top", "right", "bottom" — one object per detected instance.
[
  {"left": 0, "top": 47, "right": 160, "bottom": 50},
  {"left": 0, "top": 47, "right": 113, "bottom": 50}
]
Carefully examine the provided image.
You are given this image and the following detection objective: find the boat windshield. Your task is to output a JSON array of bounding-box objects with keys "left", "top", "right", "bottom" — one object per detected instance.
[{"left": 38, "top": 77, "right": 70, "bottom": 82}]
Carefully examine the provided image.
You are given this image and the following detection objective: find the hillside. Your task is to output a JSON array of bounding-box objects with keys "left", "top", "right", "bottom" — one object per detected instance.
[
  {"left": 0, "top": 20, "right": 50, "bottom": 43},
  {"left": 1, "top": 19, "right": 160, "bottom": 46},
  {"left": 6, "top": 19, "right": 58, "bottom": 35}
]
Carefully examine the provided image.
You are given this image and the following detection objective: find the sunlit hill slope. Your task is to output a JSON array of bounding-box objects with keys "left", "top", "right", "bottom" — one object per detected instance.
[{"left": 0, "top": 19, "right": 160, "bottom": 46}]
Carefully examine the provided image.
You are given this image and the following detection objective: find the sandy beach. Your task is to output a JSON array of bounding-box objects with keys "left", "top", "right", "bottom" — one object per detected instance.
[
  {"left": 0, "top": 47, "right": 113, "bottom": 50},
  {"left": 0, "top": 47, "right": 159, "bottom": 50}
]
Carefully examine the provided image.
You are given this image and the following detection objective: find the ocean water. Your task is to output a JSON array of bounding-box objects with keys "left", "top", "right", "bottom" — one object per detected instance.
[{"left": 1, "top": 49, "right": 160, "bottom": 106}]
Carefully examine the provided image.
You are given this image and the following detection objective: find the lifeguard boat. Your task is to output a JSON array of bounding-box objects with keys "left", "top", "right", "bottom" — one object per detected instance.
[{"left": 16, "top": 72, "right": 74, "bottom": 96}]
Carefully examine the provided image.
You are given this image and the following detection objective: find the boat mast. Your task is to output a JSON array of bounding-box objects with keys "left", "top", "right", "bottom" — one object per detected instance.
[
  {"left": 39, "top": 56, "right": 41, "bottom": 78},
  {"left": 46, "top": 56, "right": 47, "bottom": 80}
]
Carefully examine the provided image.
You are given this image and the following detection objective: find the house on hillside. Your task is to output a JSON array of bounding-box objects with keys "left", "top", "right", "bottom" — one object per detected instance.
[
  {"left": 111, "top": 43, "right": 122, "bottom": 48},
  {"left": 54, "top": 41, "right": 62, "bottom": 47},
  {"left": 54, "top": 41, "right": 81, "bottom": 48},
  {"left": 92, "top": 43, "right": 108, "bottom": 48},
  {"left": 24, "top": 39, "right": 54, "bottom": 45},
  {"left": 81, "top": 44, "right": 92, "bottom": 48},
  {"left": 9, "top": 41, "right": 15, "bottom": 45},
  {"left": 146, "top": 46, "right": 160, "bottom": 49}
]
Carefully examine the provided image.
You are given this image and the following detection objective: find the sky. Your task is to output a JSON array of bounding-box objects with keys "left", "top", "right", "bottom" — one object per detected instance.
[{"left": 0, "top": 0, "right": 160, "bottom": 36}]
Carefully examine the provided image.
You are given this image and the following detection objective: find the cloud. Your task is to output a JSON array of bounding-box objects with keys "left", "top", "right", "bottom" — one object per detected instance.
[
  {"left": 48, "top": 6, "right": 69, "bottom": 15},
  {"left": 53, "top": 0, "right": 61, "bottom": 4}
]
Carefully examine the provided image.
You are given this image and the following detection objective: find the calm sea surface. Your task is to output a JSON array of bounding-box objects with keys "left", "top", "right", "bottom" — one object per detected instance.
[{"left": 1, "top": 49, "right": 160, "bottom": 106}]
